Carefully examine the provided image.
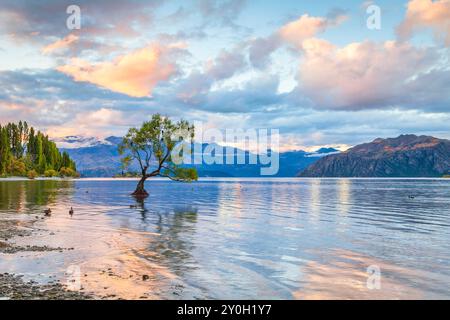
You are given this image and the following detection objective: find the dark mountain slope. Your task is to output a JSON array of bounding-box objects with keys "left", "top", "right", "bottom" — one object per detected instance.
[{"left": 298, "top": 135, "right": 450, "bottom": 177}]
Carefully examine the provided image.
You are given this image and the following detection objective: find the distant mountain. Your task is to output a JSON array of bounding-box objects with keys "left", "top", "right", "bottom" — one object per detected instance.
[
  {"left": 299, "top": 135, "right": 450, "bottom": 177},
  {"left": 310, "top": 147, "right": 340, "bottom": 156},
  {"left": 52, "top": 135, "right": 115, "bottom": 149},
  {"left": 57, "top": 136, "right": 339, "bottom": 177},
  {"left": 59, "top": 137, "right": 126, "bottom": 177},
  {"left": 191, "top": 146, "right": 334, "bottom": 178}
]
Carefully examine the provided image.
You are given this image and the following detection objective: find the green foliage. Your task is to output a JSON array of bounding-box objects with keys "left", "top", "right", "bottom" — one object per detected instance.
[
  {"left": 44, "top": 169, "right": 58, "bottom": 177},
  {"left": 119, "top": 114, "right": 197, "bottom": 193},
  {"left": 8, "top": 158, "right": 27, "bottom": 176},
  {"left": 162, "top": 166, "right": 198, "bottom": 182},
  {"left": 27, "top": 170, "right": 38, "bottom": 180},
  {"left": 59, "top": 167, "right": 79, "bottom": 178},
  {"left": 0, "top": 121, "right": 78, "bottom": 178}
]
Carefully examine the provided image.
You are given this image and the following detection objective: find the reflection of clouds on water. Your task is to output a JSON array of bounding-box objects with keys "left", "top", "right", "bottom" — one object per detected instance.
[
  {"left": 216, "top": 181, "right": 249, "bottom": 235},
  {"left": 143, "top": 205, "right": 199, "bottom": 273},
  {"left": 1, "top": 179, "right": 450, "bottom": 299},
  {"left": 336, "top": 179, "right": 351, "bottom": 233},
  {"left": 308, "top": 179, "right": 321, "bottom": 225},
  {"left": 294, "top": 249, "right": 424, "bottom": 300},
  {"left": 36, "top": 200, "right": 181, "bottom": 299},
  {"left": 337, "top": 179, "right": 351, "bottom": 217}
]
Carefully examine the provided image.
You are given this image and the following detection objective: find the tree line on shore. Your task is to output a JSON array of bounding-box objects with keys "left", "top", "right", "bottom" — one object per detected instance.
[{"left": 0, "top": 121, "right": 78, "bottom": 178}]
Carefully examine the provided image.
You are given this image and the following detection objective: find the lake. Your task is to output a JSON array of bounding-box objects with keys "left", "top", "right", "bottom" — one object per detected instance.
[{"left": 1, "top": 178, "right": 449, "bottom": 299}]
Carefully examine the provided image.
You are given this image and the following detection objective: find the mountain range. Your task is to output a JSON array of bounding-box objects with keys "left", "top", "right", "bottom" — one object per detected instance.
[
  {"left": 59, "top": 134, "right": 450, "bottom": 178},
  {"left": 59, "top": 136, "right": 339, "bottom": 177},
  {"left": 299, "top": 135, "right": 450, "bottom": 177}
]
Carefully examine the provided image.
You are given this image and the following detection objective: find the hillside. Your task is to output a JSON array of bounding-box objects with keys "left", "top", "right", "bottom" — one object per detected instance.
[{"left": 298, "top": 135, "right": 450, "bottom": 177}]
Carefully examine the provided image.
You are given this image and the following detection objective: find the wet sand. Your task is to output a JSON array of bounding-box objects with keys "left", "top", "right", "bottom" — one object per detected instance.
[
  {"left": 0, "top": 211, "right": 181, "bottom": 300},
  {"left": 0, "top": 219, "right": 92, "bottom": 300},
  {"left": 0, "top": 273, "right": 93, "bottom": 300}
]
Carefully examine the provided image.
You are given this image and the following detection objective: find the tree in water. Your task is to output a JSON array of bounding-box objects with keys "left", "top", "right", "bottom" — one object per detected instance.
[{"left": 119, "top": 114, "right": 198, "bottom": 197}]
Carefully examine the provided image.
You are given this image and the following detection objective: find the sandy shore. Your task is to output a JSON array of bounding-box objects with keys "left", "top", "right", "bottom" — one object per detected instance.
[
  {"left": 0, "top": 219, "right": 93, "bottom": 300},
  {"left": 0, "top": 273, "right": 93, "bottom": 300}
]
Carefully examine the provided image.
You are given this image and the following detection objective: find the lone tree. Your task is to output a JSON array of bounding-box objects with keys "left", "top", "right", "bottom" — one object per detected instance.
[{"left": 119, "top": 114, "right": 198, "bottom": 197}]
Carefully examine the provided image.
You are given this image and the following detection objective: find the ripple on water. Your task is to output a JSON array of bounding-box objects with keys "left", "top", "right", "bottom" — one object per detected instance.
[{"left": 1, "top": 178, "right": 449, "bottom": 299}]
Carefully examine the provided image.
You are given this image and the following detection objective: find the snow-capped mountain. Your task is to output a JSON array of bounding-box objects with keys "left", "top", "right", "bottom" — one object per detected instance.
[
  {"left": 52, "top": 136, "right": 116, "bottom": 149},
  {"left": 305, "top": 147, "right": 341, "bottom": 158}
]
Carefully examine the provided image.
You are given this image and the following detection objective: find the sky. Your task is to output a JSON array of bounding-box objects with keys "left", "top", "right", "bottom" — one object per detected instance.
[{"left": 0, "top": 0, "right": 449, "bottom": 151}]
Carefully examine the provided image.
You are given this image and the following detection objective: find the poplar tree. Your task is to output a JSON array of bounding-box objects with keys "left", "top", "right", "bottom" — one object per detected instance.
[{"left": 0, "top": 121, "right": 78, "bottom": 177}]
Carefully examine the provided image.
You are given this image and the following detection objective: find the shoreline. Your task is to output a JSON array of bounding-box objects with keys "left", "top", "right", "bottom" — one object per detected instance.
[
  {"left": 0, "top": 218, "right": 94, "bottom": 300},
  {"left": 0, "top": 177, "right": 79, "bottom": 181},
  {"left": 0, "top": 273, "right": 93, "bottom": 300},
  {"left": 1, "top": 176, "right": 449, "bottom": 182}
]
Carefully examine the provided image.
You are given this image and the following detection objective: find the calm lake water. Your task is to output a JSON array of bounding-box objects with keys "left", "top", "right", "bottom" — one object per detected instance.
[{"left": 1, "top": 178, "right": 449, "bottom": 299}]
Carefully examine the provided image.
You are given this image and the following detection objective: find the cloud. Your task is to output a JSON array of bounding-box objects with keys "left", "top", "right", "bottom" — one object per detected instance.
[
  {"left": 279, "top": 14, "right": 330, "bottom": 49},
  {"left": 297, "top": 38, "right": 449, "bottom": 110},
  {"left": 248, "top": 12, "right": 347, "bottom": 69},
  {"left": 197, "top": 0, "right": 249, "bottom": 30},
  {"left": 1, "top": 66, "right": 450, "bottom": 150},
  {"left": 0, "top": 0, "right": 160, "bottom": 40},
  {"left": 171, "top": 45, "right": 250, "bottom": 104},
  {"left": 57, "top": 44, "right": 182, "bottom": 97},
  {"left": 206, "top": 48, "right": 247, "bottom": 80},
  {"left": 42, "top": 33, "right": 79, "bottom": 54},
  {"left": 248, "top": 35, "right": 282, "bottom": 69},
  {"left": 0, "top": 0, "right": 163, "bottom": 61},
  {"left": 397, "top": 0, "right": 450, "bottom": 45},
  {"left": 1, "top": 1, "right": 450, "bottom": 150}
]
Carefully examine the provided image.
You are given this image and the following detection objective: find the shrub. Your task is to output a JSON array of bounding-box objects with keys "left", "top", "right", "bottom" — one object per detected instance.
[
  {"left": 8, "top": 159, "right": 27, "bottom": 176},
  {"left": 59, "top": 167, "right": 78, "bottom": 178},
  {"left": 27, "top": 170, "right": 38, "bottom": 180},
  {"left": 44, "top": 169, "right": 58, "bottom": 177}
]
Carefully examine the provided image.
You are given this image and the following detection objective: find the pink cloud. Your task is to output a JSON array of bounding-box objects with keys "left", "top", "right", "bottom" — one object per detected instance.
[
  {"left": 42, "top": 34, "right": 79, "bottom": 54},
  {"left": 44, "top": 108, "right": 137, "bottom": 138},
  {"left": 248, "top": 13, "right": 347, "bottom": 68},
  {"left": 298, "top": 38, "right": 439, "bottom": 109},
  {"left": 397, "top": 0, "right": 450, "bottom": 45},
  {"left": 279, "top": 14, "right": 330, "bottom": 49},
  {"left": 57, "top": 44, "right": 181, "bottom": 97}
]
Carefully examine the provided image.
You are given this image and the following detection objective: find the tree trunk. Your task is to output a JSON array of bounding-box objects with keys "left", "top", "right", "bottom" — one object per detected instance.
[{"left": 132, "top": 175, "right": 149, "bottom": 197}]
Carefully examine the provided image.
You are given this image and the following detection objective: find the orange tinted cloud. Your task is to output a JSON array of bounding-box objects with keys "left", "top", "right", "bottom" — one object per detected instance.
[
  {"left": 398, "top": 0, "right": 450, "bottom": 45},
  {"left": 42, "top": 34, "right": 79, "bottom": 54},
  {"left": 57, "top": 44, "right": 179, "bottom": 97},
  {"left": 279, "top": 13, "right": 348, "bottom": 49},
  {"left": 279, "top": 14, "right": 329, "bottom": 48}
]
